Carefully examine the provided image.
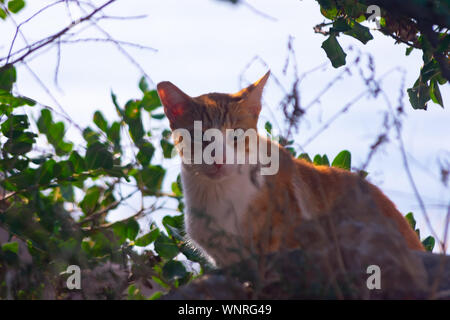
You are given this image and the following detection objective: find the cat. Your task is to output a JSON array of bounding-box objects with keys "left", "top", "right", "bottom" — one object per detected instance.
[{"left": 156, "top": 71, "right": 424, "bottom": 267}]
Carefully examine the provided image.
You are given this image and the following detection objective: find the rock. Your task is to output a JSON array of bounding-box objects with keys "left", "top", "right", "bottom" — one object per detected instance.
[{"left": 161, "top": 274, "right": 248, "bottom": 300}]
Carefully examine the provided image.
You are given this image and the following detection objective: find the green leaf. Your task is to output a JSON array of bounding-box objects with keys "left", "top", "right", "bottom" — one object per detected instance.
[
  {"left": 37, "top": 109, "right": 52, "bottom": 134},
  {"left": 331, "top": 18, "right": 351, "bottom": 33},
  {"left": 358, "top": 170, "right": 369, "bottom": 178},
  {"left": 93, "top": 111, "right": 108, "bottom": 132},
  {"left": 36, "top": 159, "right": 56, "bottom": 185},
  {"left": 408, "top": 77, "right": 430, "bottom": 110},
  {"left": 3, "top": 168, "right": 36, "bottom": 191},
  {"left": 332, "top": 150, "right": 351, "bottom": 170},
  {"left": 298, "top": 153, "right": 312, "bottom": 163},
  {"left": 322, "top": 155, "right": 330, "bottom": 166},
  {"left": 321, "top": 34, "right": 347, "bottom": 68},
  {"left": 7, "top": 0, "right": 25, "bottom": 13},
  {"left": 1, "top": 114, "right": 29, "bottom": 137},
  {"left": 314, "top": 154, "right": 330, "bottom": 166},
  {"left": 140, "top": 90, "right": 161, "bottom": 112},
  {"left": 56, "top": 140, "right": 73, "bottom": 155},
  {"left": 160, "top": 139, "right": 174, "bottom": 159},
  {"left": 149, "top": 292, "right": 163, "bottom": 300},
  {"left": 2, "top": 241, "right": 19, "bottom": 254},
  {"left": 0, "top": 91, "right": 35, "bottom": 109},
  {"left": 113, "top": 219, "right": 140, "bottom": 242},
  {"left": 171, "top": 180, "right": 183, "bottom": 197},
  {"left": 420, "top": 60, "right": 440, "bottom": 83},
  {"left": 285, "top": 147, "right": 296, "bottom": 157},
  {"left": 134, "top": 165, "right": 166, "bottom": 194},
  {"left": 125, "top": 219, "right": 140, "bottom": 241},
  {"left": 415, "top": 228, "right": 421, "bottom": 240},
  {"left": 80, "top": 186, "right": 101, "bottom": 214},
  {"left": 319, "top": 0, "right": 337, "bottom": 19},
  {"left": 4, "top": 132, "right": 36, "bottom": 155},
  {"left": 60, "top": 184, "right": 74, "bottom": 202},
  {"left": 138, "top": 76, "right": 149, "bottom": 93},
  {"left": 127, "top": 284, "right": 145, "bottom": 300},
  {"left": 405, "top": 212, "right": 416, "bottom": 230},
  {"left": 0, "top": 65, "right": 16, "bottom": 91},
  {"left": 317, "top": 0, "right": 334, "bottom": 10},
  {"left": 162, "top": 214, "right": 184, "bottom": 240},
  {"left": 430, "top": 80, "right": 444, "bottom": 108},
  {"left": 435, "top": 73, "right": 447, "bottom": 85},
  {"left": 82, "top": 127, "right": 101, "bottom": 146},
  {"left": 355, "top": 15, "right": 365, "bottom": 23},
  {"left": 135, "top": 227, "right": 160, "bottom": 247},
  {"left": 344, "top": 21, "right": 373, "bottom": 44},
  {"left": 151, "top": 113, "right": 165, "bottom": 120},
  {"left": 69, "top": 151, "right": 86, "bottom": 173},
  {"left": 405, "top": 47, "right": 414, "bottom": 56},
  {"left": 162, "top": 260, "right": 187, "bottom": 282},
  {"left": 0, "top": 8, "right": 7, "bottom": 20},
  {"left": 107, "top": 122, "right": 121, "bottom": 148},
  {"left": 264, "top": 121, "right": 272, "bottom": 134},
  {"left": 31, "top": 155, "right": 51, "bottom": 165},
  {"left": 111, "top": 91, "right": 124, "bottom": 117},
  {"left": 85, "top": 142, "right": 114, "bottom": 170},
  {"left": 154, "top": 234, "right": 179, "bottom": 260},
  {"left": 36, "top": 110, "right": 72, "bottom": 155},
  {"left": 137, "top": 141, "right": 155, "bottom": 166},
  {"left": 421, "top": 236, "right": 435, "bottom": 252},
  {"left": 48, "top": 122, "right": 64, "bottom": 142},
  {"left": 125, "top": 100, "right": 140, "bottom": 120},
  {"left": 129, "top": 120, "right": 145, "bottom": 144},
  {"left": 313, "top": 154, "right": 323, "bottom": 166}
]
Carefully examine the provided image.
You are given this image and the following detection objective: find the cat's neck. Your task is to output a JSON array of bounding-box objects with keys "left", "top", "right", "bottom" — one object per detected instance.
[{"left": 181, "top": 164, "right": 263, "bottom": 235}]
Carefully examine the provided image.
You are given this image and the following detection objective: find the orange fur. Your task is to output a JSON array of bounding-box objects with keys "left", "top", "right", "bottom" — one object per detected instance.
[
  {"left": 157, "top": 72, "right": 424, "bottom": 267},
  {"left": 244, "top": 144, "right": 424, "bottom": 256}
]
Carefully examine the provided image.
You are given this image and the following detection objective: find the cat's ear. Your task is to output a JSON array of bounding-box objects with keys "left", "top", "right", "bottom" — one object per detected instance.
[
  {"left": 157, "top": 81, "right": 192, "bottom": 125},
  {"left": 235, "top": 70, "right": 270, "bottom": 115}
]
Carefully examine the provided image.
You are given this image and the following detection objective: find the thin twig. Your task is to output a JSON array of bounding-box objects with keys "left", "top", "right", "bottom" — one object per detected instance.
[{"left": 0, "top": 0, "right": 118, "bottom": 71}]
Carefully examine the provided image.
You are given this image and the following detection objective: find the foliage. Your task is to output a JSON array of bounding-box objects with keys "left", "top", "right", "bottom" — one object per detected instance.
[
  {"left": 222, "top": 0, "right": 449, "bottom": 110},
  {"left": 0, "top": 65, "right": 211, "bottom": 299},
  {"left": 312, "top": 0, "right": 449, "bottom": 110},
  {"left": 405, "top": 212, "right": 435, "bottom": 252}
]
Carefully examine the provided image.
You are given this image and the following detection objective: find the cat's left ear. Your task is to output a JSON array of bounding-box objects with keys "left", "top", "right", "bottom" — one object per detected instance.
[
  {"left": 235, "top": 70, "right": 270, "bottom": 115},
  {"left": 157, "top": 81, "right": 192, "bottom": 127}
]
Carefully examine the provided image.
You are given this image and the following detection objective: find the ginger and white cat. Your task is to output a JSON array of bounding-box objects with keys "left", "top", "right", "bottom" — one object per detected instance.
[{"left": 156, "top": 72, "right": 424, "bottom": 267}]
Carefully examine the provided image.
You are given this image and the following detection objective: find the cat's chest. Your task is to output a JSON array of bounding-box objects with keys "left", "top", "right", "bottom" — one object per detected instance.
[{"left": 182, "top": 167, "right": 262, "bottom": 239}]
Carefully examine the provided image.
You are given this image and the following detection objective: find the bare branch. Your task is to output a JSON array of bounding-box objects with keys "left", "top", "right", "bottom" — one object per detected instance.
[{"left": 0, "top": 0, "right": 118, "bottom": 72}]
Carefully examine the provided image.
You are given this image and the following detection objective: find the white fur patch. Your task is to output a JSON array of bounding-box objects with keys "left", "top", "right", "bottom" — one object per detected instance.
[{"left": 181, "top": 164, "right": 263, "bottom": 265}]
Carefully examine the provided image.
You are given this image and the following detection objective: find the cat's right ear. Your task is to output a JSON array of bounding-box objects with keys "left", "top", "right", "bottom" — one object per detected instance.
[{"left": 157, "top": 82, "right": 192, "bottom": 126}]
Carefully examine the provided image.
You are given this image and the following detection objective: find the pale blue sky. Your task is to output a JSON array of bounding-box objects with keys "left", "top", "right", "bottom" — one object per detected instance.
[{"left": 2, "top": 0, "right": 449, "bottom": 252}]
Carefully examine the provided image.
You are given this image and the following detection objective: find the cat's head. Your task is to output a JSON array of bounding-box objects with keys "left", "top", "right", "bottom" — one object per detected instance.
[{"left": 157, "top": 72, "right": 270, "bottom": 180}]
